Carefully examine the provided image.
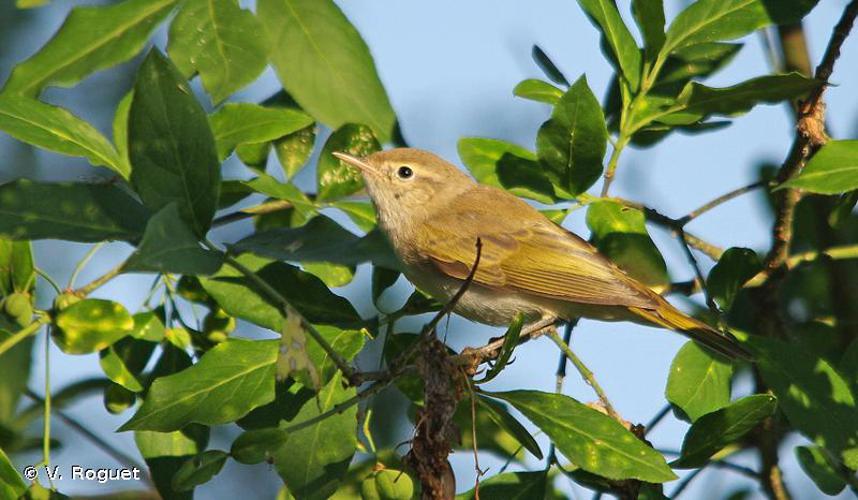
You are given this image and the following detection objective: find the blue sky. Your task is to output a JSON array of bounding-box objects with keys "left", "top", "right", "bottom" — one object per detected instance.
[{"left": 2, "top": 1, "right": 856, "bottom": 498}]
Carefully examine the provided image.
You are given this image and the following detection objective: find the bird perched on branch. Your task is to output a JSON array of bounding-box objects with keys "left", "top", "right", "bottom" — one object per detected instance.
[{"left": 334, "top": 148, "right": 750, "bottom": 360}]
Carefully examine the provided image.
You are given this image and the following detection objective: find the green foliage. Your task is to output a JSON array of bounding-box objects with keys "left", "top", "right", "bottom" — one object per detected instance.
[
  {"left": 458, "top": 137, "right": 556, "bottom": 203},
  {"left": 781, "top": 140, "right": 858, "bottom": 194},
  {"left": 513, "top": 79, "right": 563, "bottom": 105},
  {"left": 317, "top": 124, "right": 382, "bottom": 201},
  {"left": 457, "top": 471, "right": 547, "bottom": 499},
  {"left": 707, "top": 248, "right": 762, "bottom": 309},
  {"left": 210, "top": 103, "right": 314, "bottom": 160},
  {"left": 0, "top": 447, "right": 26, "bottom": 499},
  {"left": 795, "top": 445, "right": 848, "bottom": 495},
  {"left": 666, "top": 341, "right": 733, "bottom": 422},
  {"left": 576, "top": 0, "right": 641, "bottom": 91},
  {"left": 53, "top": 299, "right": 134, "bottom": 354},
  {"left": 172, "top": 450, "right": 229, "bottom": 492}
]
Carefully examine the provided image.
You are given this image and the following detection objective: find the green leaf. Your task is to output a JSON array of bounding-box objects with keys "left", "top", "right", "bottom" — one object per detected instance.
[
  {"left": 99, "top": 337, "right": 156, "bottom": 392},
  {"left": 513, "top": 79, "right": 563, "bottom": 105},
  {"left": 120, "top": 339, "right": 277, "bottom": 431},
  {"left": 456, "top": 471, "right": 547, "bottom": 500},
  {"left": 331, "top": 201, "right": 377, "bottom": 232},
  {"left": 302, "top": 262, "right": 355, "bottom": 288},
  {"left": 666, "top": 341, "right": 733, "bottom": 422},
  {"left": 1, "top": 0, "right": 177, "bottom": 97},
  {"left": 172, "top": 450, "right": 228, "bottom": 492},
  {"left": 112, "top": 91, "right": 134, "bottom": 176},
  {"left": 781, "top": 140, "right": 858, "bottom": 194},
  {"left": 0, "top": 96, "right": 124, "bottom": 176},
  {"left": 16, "top": 0, "right": 51, "bottom": 8},
  {"left": 489, "top": 390, "right": 676, "bottom": 482},
  {"left": 200, "top": 254, "right": 361, "bottom": 330},
  {"left": 531, "top": 46, "right": 569, "bottom": 86},
  {"left": 275, "top": 125, "right": 317, "bottom": 179},
  {"left": 0, "top": 445, "right": 26, "bottom": 499},
  {"left": 0, "top": 240, "right": 35, "bottom": 295},
  {"left": 276, "top": 314, "right": 321, "bottom": 391},
  {"left": 0, "top": 180, "right": 148, "bottom": 242},
  {"left": 748, "top": 335, "right": 858, "bottom": 463},
  {"left": 477, "top": 395, "right": 543, "bottom": 460},
  {"left": 0, "top": 331, "right": 33, "bottom": 422},
  {"left": 231, "top": 428, "right": 289, "bottom": 464},
  {"left": 674, "top": 394, "right": 777, "bottom": 468},
  {"left": 795, "top": 445, "right": 847, "bottom": 496},
  {"left": 661, "top": 0, "right": 818, "bottom": 56},
  {"left": 130, "top": 311, "right": 166, "bottom": 342},
  {"left": 168, "top": 0, "right": 266, "bottom": 104},
  {"left": 210, "top": 103, "right": 314, "bottom": 161},
  {"left": 317, "top": 124, "right": 381, "bottom": 201},
  {"left": 458, "top": 138, "right": 555, "bottom": 203},
  {"left": 135, "top": 426, "right": 208, "bottom": 500},
  {"left": 258, "top": 0, "right": 397, "bottom": 142},
  {"left": 125, "top": 204, "right": 224, "bottom": 275},
  {"left": 707, "top": 247, "right": 761, "bottom": 309},
  {"left": 54, "top": 299, "right": 134, "bottom": 354},
  {"left": 273, "top": 372, "right": 357, "bottom": 500},
  {"left": 632, "top": 0, "right": 665, "bottom": 61},
  {"left": 656, "top": 43, "right": 742, "bottom": 87},
  {"left": 536, "top": 76, "right": 608, "bottom": 195},
  {"left": 476, "top": 313, "right": 524, "bottom": 384},
  {"left": 586, "top": 201, "right": 669, "bottom": 286},
  {"left": 302, "top": 325, "right": 365, "bottom": 387},
  {"left": 244, "top": 175, "right": 318, "bottom": 222},
  {"left": 576, "top": 0, "right": 641, "bottom": 90},
  {"left": 129, "top": 49, "right": 220, "bottom": 237}
]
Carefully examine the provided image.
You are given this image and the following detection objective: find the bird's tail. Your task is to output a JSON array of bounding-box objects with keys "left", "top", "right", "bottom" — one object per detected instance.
[{"left": 629, "top": 298, "right": 753, "bottom": 361}]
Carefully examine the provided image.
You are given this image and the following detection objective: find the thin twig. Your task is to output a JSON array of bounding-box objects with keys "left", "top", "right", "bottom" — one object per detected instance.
[
  {"left": 546, "top": 320, "right": 578, "bottom": 468},
  {"left": 678, "top": 181, "right": 766, "bottom": 225},
  {"left": 670, "top": 468, "right": 705, "bottom": 498},
  {"left": 67, "top": 242, "right": 105, "bottom": 289},
  {"left": 643, "top": 404, "right": 671, "bottom": 437},
  {"left": 545, "top": 329, "right": 619, "bottom": 420},
  {"left": 464, "top": 375, "right": 486, "bottom": 497},
  {"left": 75, "top": 260, "right": 126, "bottom": 296},
  {"left": 34, "top": 268, "right": 62, "bottom": 295},
  {"left": 675, "top": 228, "right": 721, "bottom": 318}
]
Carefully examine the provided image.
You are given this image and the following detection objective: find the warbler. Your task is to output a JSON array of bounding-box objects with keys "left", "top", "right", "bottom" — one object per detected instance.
[{"left": 334, "top": 148, "right": 750, "bottom": 360}]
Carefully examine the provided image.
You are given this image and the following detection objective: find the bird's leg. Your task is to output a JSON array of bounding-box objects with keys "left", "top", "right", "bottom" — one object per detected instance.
[{"left": 456, "top": 315, "right": 559, "bottom": 370}]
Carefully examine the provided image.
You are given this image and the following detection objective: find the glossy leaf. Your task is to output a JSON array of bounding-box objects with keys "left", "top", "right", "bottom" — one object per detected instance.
[
  {"left": 795, "top": 446, "right": 847, "bottom": 496},
  {"left": 0, "top": 331, "right": 33, "bottom": 423},
  {"left": 99, "top": 337, "right": 156, "bottom": 392},
  {"left": 200, "top": 254, "right": 361, "bottom": 330},
  {"left": 168, "top": 0, "right": 266, "bottom": 104},
  {"left": 0, "top": 96, "right": 124, "bottom": 176},
  {"left": 456, "top": 471, "right": 547, "bottom": 500},
  {"left": 513, "top": 79, "right": 563, "bottom": 105},
  {"left": 332, "top": 201, "right": 377, "bottom": 232},
  {"left": 0, "top": 180, "right": 148, "bottom": 242},
  {"left": 243, "top": 175, "right": 318, "bottom": 221},
  {"left": 748, "top": 335, "right": 858, "bottom": 465},
  {"left": 586, "top": 201, "right": 669, "bottom": 286},
  {"left": 231, "top": 428, "right": 289, "bottom": 464},
  {"left": 317, "top": 124, "right": 381, "bottom": 201},
  {"left": 302, "top": 325, "right": 365, "bottom": 387},
  {"left": 656, "top": 43, "right": 742, "bottom": 88},
  {"left": 476, "top": 313, "right": 524, "bottom": 384},
  {"left": 210, "top": 103, "right": 313, "bottom": 160},
  {"left": 1, "top": 0, "right": 177, "bottom": 97},
  {"left": 0, "top": 447, "right": 26, "bottom": 499},
  {"left": 274, "top": 372, "right": 357, "bottom": 500},
  {"left": 477, "top": 394, "right": 543, "bottom": 460},
  {"left": 135, "top": 426, "right": 208, "bottom": 500},
  {"left": 172, "top": 450, "right": 228, "bottom": 492},
  {"left": 259, "top": 0, "right": 396, "bottom": 142},
  {"left": 0, "top": 239, "right": 35, "bottom": 296},
  {"left": 275, "top": 125, "right": 317, "bottom": 179},
  {"left": 54, "top": 299, "right": 134, "bottom": 354},
  {"left": 129, "top": 49, "right": 220, "bottom": 237},
  {"left": 661, "top": 0, "right": 819, "bottom": 55},
  {"left": 276, "top": 314, "right": 321, "bottom": 391},
  {"left": 120, "top": 339, "right": 278, "bottom": 431},
  {"left": 112, "top": 91, "right": 133, "bottom": 176},
  {"left": 781, "top": 140, "right": 858, "bottom": 194},
  {"left": 489, "top": 390, "right": 676, "bottom": 482},
  {"left": 674, "top": 394, "right": 777, "bottom": 468},
  {"left": 666, "top": 341, "right": 733, "bottom": 422},
  {"left": 576, "top": 0, "right": 641, "bottom": 90},
  {"left": 536, "top": 76, "right": 608, "bottom": 195},
  {"left": 707, "top": 247, "right": 761, "bottom": 309},
  {"left": 632, "top": 0, "right": 665, "bottom": 61},
  {"left": 129, "top": 311, "right": 166, "bottom": 342},
  {"left": 125, "top": 204, "right": 224, "bottom": 275},
  {"left": 458, "top": 138, "right": 555, "bottom": 203}
]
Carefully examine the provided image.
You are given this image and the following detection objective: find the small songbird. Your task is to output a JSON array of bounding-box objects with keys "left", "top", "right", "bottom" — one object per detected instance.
[{"left": 334, "top": 148, "right": 750, "bottom": 360}]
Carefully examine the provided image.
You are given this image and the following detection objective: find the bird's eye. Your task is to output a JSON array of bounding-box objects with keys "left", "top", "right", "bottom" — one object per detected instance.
[{"left": 397, "top": 166, "right": 414, "bottom": 179}]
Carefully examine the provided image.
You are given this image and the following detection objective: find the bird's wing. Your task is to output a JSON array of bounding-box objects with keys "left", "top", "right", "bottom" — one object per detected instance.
[{"left": 416, "top": 188, "right": 656, "bottom": 309}]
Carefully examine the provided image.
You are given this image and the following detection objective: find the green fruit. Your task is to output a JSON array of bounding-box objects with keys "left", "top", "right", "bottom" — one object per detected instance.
[
  {"left": 54, "top": 292, "right": 82, "bottom": 311},
  {"left": 5, "top": 292, "right": 33, "bottom": 327},
  {"left": 360, "top": 476, "right": 381, "bottom": 500},
  {"left": 176, "top": 276, "right": 210, "bottom": 303},
  {"left": 374, "top": 470, "right": 413, "bottom": 500},
  {"left": 104, "top": 383, "right": 135, "bottom": 414},
  {"left": 206, "top": 331, "right": 228, "bottom": 344}
]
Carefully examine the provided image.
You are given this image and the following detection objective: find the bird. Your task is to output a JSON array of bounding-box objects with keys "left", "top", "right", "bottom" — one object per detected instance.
[{"left": 333, "top": 148, "right": 751, "bottom": 360}]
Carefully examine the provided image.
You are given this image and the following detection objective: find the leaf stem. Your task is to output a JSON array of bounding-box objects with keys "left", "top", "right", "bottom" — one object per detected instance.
[
  {"left": 34, "top": 268, "right": 62, "bottom": 295},
  {"left": 67, "top": 242, "right": 105, "bottom": 289},
  {"left": 599, "top": 134, "right": 629, "bottom": 197},
  {"left": 75, "top": 260, "right": 127, "bottom": 296},
  {"left": 42, "top": 328, "right": 53, "bottom": 488},
  {"left": 545, "top": 328, "right": 619, "bottom": 420},
  {"left": 0, "top": 315, "right": 50, "bottom": 358}
]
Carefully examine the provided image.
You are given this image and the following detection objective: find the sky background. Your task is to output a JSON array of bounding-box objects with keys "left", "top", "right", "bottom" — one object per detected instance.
[{"left": 1, "top": 0, "right": 857, "bottom": 498}]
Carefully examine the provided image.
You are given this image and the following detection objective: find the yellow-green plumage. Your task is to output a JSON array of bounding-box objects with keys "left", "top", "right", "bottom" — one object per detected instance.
[{"left": 334, "top": 148, "right": 750, "bottom": 360}]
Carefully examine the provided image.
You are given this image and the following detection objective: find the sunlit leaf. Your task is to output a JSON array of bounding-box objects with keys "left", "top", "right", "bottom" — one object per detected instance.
[
  {"left": 536, "top": 76, "right": 607, "bottom": 195},
  {"left": 0, "top": 96, "right": 124, "bottom": 176},
  {"left": 1, "top": 0, "right": 177, "bottom": 97},
  {"left": 168, "top": 0, "right": 267, "bottom": 103},
  {"left": 575, "top": 0, "right": 641, "bottom": 90},
  {"left": 99, "top": 337, "right": 156, "bottom": 392},
  {"left": 632, "top": 0, "right": 665, "bottom": 61},
  {"left": 513, "top": 79, "right": 563, "bottom": 105},
  {"left": 780, "top": 140, "right": 858, "bottom": 194},
  {"left": 666, "top": 341, "right": 733, "bottom": 422},
  {"left": 489, "top": 390, "right": 676, "bottom": 482},
  {"left": 259, "top": 0, "right": 396, "bottom": 142},
  {"left": 210, "top": 103, "right": 313, "bottom": 160},
  {"left": 120, "top": 339, "right": 277, "bottom": 431},
  {"left": 54, "top": 299, "right": 134, "bottom": 354},
  {"left": 129, "top": 49, "right": 220, "bottom": 237},
  {"left": 458, "top": 138, "right": 555, "bottom": 203},
  {"left": 707, "top": 247, "right": 761, "bottom": 309},
  {"left": 674, "top": 394, "right": 777, "bottom": 468},
  {"left": 135, "top": 425, "right": 208, "bottom": 500},
  {"left": 795, "top": 445, "right": 847, "bottom": 496},
  {"left": 0, "top": 447, "right": 26, "bottom": 499},
  {"left": 456, "top": 471, "right": 547, "bottom": 500},
  {"left": 275, "top": 125, "right": 317, "bottom": 179},
  {"left": 112, "top": 91, "right": 133, "bottom": 176},
  {"left": 317, "top": 124, "right": 381, "bottom": 201}
]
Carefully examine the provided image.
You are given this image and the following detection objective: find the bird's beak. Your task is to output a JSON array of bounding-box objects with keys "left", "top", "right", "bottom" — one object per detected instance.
[{"left": 333, "top": 152, "right": 377, "bottom": 177}]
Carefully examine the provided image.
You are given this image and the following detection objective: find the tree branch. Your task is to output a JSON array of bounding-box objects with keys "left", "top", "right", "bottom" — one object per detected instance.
[{"left": 546, "top": 328, "right": 619, "bottom": 420}]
